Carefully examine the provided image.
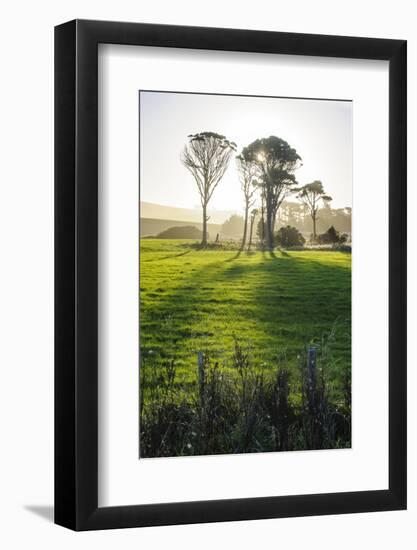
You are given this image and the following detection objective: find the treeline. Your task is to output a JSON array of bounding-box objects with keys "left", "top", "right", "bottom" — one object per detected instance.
[
  {"left": 181, "top": 132, "right": 351, "bottom": 250},
  {"left": 220, "top": 202, "right": 351, "bottom": 240},
  {"left": 278, "top": 202, "right": 351, "bottom": 235}
]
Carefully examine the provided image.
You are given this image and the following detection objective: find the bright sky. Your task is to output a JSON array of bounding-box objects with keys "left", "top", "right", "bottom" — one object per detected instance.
[{"left": 140, "top": 91, "right": 352, "bottom": 211}]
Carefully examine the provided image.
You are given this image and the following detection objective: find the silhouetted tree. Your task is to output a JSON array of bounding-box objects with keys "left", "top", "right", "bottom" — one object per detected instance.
[
  {"left": 182, "top": 132, "right": 236, "bottom": 247},
  {"left": 241, "top": 136, "right": 301, "bottom": 250},
  {"left": 248, "top": 208, "right": 258, "bottom": 251},
  {"left": 297, "top": 180, "right": 332, "bottom": 241},
  {"left": 236, "top": 155, "right": 257, "bottom": 249}
]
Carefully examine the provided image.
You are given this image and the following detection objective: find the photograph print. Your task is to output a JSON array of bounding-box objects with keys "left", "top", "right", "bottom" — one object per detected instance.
[{"left": 139, "top": 90, "right": 352, "bottom": 459}]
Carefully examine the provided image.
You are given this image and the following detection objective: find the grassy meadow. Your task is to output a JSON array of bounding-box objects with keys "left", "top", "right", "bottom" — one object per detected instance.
[
  {"left": 140, "top": 239, "right": 351, "bottom": 397},
  {"left": 139, "top": 239, "right": 351, "bottom": 457}
]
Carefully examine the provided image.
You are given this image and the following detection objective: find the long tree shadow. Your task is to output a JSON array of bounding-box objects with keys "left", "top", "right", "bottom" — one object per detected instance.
[
  {"left": 140, "top": 248, "right": 351, "bottom": 378},
  {"left": 143, "top": 249, "right": 192, "bottom": 262},
  {"left": 272, "top": 248, "right": 290, "bottom": 258},
  {"left": 225, "top": 250, "right": 242, "bottom": 262}
]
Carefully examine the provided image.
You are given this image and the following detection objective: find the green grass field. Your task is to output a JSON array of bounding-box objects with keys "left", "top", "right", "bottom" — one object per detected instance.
[{"left": 140, "top": 239, "right": 351, "bottom": 393}]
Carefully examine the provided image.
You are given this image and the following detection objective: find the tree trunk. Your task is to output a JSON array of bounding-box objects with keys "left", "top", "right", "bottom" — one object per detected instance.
[
  {"left": 266, "top": 202, "right": 274, "bottom": 251},
  {"left": 260, "top": 194, "right": 266, "bottom": 248},
  {"left": 202, "top": 204, "right": 208, "bottom": 247},
  {"left": 248, "top": 216, "right": 254, "bottom": 250},
  {"left": 241, "top": 204, "right": 249, "bottom": 250},
  {"left": 260, "top": 203, "right": 265, "bottom": 247},
  {"left": 271, "top": 211, "right": 277, "bottom": 238},
  {"left": 312, "top": 214, "right": 317, "bottom": 241},
  {"left": 271, "top": 203, "right": 281, "bottom": 240}
]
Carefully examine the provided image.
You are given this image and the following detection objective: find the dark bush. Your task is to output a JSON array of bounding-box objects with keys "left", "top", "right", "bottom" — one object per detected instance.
[
  {"left": 317, "top": 225, "right": 340, "bottom": 244},
  {"left": 275, "top": 225, "right": 306, "bottom": 248}
]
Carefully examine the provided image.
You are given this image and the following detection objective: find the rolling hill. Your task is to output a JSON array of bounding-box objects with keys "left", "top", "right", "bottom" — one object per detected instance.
[{"left": 140, "top": 201, "right": 238, "bottom": 225}]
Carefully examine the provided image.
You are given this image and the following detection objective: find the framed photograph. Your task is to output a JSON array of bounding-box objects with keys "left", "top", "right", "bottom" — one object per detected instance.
[{"left": 55, "top": 19, "right": 406, "bottom": 530}]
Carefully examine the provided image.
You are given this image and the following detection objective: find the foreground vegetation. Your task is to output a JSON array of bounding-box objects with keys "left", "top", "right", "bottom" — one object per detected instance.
[
  {"left": 139, "top": 239, "right": 351, "bottom": 457},
  {"left": 140, "top": 338, "right": 351, "bottom": 457}
]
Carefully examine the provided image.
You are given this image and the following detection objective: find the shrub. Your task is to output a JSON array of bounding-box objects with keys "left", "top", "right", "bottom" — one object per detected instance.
[
  {"left": 156, "top": 225, "right": 203, "bottom": 239},
  {"left": 275, "top": 225, "right": 306, "bottom": 248},
  {"left": 317, "top": 225, "right": 340, "bottom": 244}
]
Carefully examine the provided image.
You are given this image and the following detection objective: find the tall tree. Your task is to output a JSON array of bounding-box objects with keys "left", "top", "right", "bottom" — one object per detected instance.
[
  {"left": 236, "top": 155, "right": 257, "bottom": 249},
  {"left": 241, "top": 136, "right": 301, "bottom": 250},
  {"left": 182, "top": 132, "right": 236, "bottom": 247},
  {"left": 297, "top": 180, "right": 332, "bottom": 241}
]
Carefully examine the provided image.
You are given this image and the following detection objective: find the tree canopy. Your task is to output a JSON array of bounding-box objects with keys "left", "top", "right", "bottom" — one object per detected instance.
[
  {"left": 240, "top": 136, "right": 301, "bottom": 249},
  {"left": 182, "top": 132, "right": 236, "bottom": 246},
  {"left": 297, "top": 180, "right": 332, "bottom": 205},
  {"left": 241, "top": 136, "right": 301, "bottom": 170}
]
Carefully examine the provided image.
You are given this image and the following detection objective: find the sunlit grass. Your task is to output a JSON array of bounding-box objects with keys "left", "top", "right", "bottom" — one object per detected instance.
[{"left": 140, "top": 239, "right": 351, "bottom": 390}]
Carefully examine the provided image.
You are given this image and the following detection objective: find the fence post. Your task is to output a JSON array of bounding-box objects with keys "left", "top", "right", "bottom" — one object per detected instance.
[
  {"left": 198, "top": 351, "right": 205, "bottom": 405},
  {"left": 307, "top": 346, "right": 317, "bottom": 414}
]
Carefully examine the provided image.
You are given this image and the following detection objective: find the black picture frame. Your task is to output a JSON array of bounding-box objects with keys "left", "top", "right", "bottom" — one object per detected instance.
[{"left": 55, "top": 19, "right": 407, "bottom": 531}]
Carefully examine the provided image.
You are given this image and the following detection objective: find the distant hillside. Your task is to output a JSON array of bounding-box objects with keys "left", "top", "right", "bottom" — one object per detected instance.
[
  {"left": 140, "top": 201, "right": 237, "bottom": 225},
  {"left": 157, "top": 226, "right": 203, "bottom": 239},
  {"left": 140, "top": 217, "right": 222, "bottom": 238},
  {"left": 140, "top": 201, "right": 352, "bottom": 239}
]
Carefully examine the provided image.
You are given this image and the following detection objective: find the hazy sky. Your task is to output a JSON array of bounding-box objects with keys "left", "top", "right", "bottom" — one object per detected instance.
[{"left": 140, "top": 91, "right": 352, "bottom": 212}]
